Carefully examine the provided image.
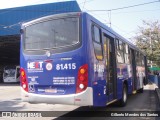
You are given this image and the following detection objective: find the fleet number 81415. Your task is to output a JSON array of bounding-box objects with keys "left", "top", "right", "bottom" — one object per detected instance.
[{"left": 56, "top": 63, "right": 76, "bottom": 70}]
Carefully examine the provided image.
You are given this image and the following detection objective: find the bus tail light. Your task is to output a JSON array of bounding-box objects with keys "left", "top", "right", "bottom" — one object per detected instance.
[
  {"left": 20, "top": 68, "right": 28, "bottom": 92},
  {"left": 76, "top": 64, "right": 88, "bottom": 93}
]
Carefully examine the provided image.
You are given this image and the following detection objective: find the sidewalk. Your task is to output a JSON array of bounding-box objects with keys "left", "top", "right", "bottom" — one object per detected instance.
[
  {"left": 146, "top": 82, "right": 160, "bottom": 107},
  {"left": 144, "top": 82, "right": 158, "bottom": 90}
]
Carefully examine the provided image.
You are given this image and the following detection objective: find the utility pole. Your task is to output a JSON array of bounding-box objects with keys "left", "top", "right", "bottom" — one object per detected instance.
[{"left": 108, "top": 10, "right": 112, "bottom": 27}]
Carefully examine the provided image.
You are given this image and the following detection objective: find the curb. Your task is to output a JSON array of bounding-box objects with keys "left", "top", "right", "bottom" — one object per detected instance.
[
  {"left": 155, "top": 88, "right": 160, "bottom": 106},
  {"left": 148, "top": 81, "right": 160, "bottom": 106}
]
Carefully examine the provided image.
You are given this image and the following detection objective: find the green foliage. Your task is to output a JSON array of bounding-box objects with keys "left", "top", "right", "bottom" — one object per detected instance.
[{"left": 135, "top": 20, "right": 160, "bottom": 66}]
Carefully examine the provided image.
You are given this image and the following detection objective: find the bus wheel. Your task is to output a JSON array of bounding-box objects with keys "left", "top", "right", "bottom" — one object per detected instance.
[{"left": 119, "top": 84, "right": 127, "bottom": 107}]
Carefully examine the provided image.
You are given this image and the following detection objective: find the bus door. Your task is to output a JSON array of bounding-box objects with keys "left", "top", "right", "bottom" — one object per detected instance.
[
  {"left": 130, "top": 49, "right": 137, "bottom": 91},
  {"left": 103, "top": 33, "right": 117, "bottom": 102},
  {"left": 16, "top": 66, "right": 20, "bottom": 82}
]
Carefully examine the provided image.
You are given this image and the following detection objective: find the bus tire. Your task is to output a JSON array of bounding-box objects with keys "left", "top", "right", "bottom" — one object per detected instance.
[{"left": 119, "top": 84, "right": 127, "bottom": 107}]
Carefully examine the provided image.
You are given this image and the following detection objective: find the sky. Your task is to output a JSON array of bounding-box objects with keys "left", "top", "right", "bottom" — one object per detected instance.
[{"left": 0, "top": 0, "right": 160, "bottom": 42}]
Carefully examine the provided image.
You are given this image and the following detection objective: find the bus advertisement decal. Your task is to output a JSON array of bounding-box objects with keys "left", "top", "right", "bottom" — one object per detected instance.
[
  {"left": 28, "top": 76, "right": 39, "bottom": 85},
  {"left": 28, "top": 84, "right": 35, "bottom": 92},
  {"left": 45, "top": 88, "right": 65, "bottom": 94},
  {"left": 94, "top": 63, "right": 105, "bottom": 78},
  {"left": 37, "top": 87, "right": 65, "bottom": 94},
  {"left": 46, "top": 63, "right": 53, "bottom": 71},
  {"left": 27, "top": 61, "right": 44, "bottom": 73},
  {"left": 53, "top": 77, "right": 75, "bottom": 85},
  {"left": 45, "top": 88, "right": 57, "bottom": 93}
]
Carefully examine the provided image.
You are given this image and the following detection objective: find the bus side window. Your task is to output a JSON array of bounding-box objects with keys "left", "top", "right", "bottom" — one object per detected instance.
[
  {"left": 135, "top": 51, "right": 138, "bottom": 65},
  {"left": 141, "top": 55, "right": 144, "bottom": 66},
  {"left": 116, "top": 39, "right": 125, "bottom": 63},
  {"left": 136, "top": 52, "right": 141, "bottom": 66},
  {"left": 124, "top": 44, "right": 130, "bottom": 64},
  {"left": 92, "top": 25, "right": 103, "bottom": 60}
]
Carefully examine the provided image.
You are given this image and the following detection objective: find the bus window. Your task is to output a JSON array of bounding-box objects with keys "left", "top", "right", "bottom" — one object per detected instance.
[
  {"left": 124, "top": 44, "right": 130, "bottom": 64},
  {"left": 25, "top": 17, "right": 79, "bottom": 50},
  {"left": 116, "top": 39, "right": 124, "bottom": 63},
  {"left": 141, "top": 55, "right": 144, "bottom": 66},
  {"left": 135, "top": 52, "right": 142, "bottom": 66},
  {"left": 92, "top": 25, "right": 103, "bottom": 60},
  {"left": 116, "top": 39, "right": 119, "bottom": 50}
]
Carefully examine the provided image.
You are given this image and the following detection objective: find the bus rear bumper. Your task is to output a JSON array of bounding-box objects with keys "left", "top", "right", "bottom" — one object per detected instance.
[{"left": 21, "top": 87, "right": 93, "bottom": 106}]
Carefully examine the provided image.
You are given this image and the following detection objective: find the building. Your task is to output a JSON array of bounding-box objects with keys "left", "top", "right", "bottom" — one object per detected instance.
[{"left": 0, "top": 1, "right": 81, "bottom": 82}]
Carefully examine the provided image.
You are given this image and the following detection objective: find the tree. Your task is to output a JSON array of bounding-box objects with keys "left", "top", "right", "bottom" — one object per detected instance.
[{"left": 135, "top": 20, "right": 160, "bottom": 66}]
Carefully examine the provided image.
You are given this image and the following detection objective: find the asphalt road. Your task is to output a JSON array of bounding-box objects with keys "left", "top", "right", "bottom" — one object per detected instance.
[{"left": 0, "top": 83, "right": 159, "bottom": 120}]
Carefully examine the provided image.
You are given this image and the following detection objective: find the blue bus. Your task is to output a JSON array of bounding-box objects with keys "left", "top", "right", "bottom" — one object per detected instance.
[{"left": 20, "top": 12, "right": 148, "bottom": 107}]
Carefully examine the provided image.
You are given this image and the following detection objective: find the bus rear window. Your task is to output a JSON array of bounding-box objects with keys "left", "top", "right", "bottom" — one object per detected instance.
[{"left": 24, "top": 17, "right": 79, "bottom": 50}]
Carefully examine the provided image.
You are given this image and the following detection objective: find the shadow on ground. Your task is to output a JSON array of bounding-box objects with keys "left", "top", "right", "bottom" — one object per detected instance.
[{"left": 0, "top": 82, "right": 20, "bottom": 86}]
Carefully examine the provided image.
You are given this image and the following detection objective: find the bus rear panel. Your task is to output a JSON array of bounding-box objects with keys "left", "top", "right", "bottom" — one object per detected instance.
[{"left": 20, "top": 13, "right": 93, "bottom": 106}]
